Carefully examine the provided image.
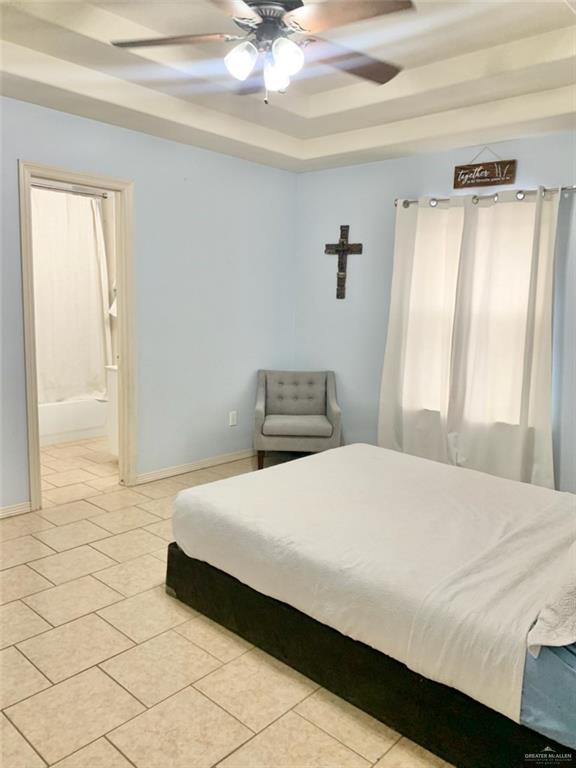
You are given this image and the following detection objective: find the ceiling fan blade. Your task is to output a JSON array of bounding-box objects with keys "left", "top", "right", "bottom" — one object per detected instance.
[
  {"left": 208, "top": 0, "right": 261, "bottom": 24},
  {"left": 284, "top": 0, "right": 414, "bottom": 34},
  {"left": 113, "top": 32, "right": 243, "bottom": 48},
  {"left": 309, "top": 39, "right": 401, "bottom": 84}
]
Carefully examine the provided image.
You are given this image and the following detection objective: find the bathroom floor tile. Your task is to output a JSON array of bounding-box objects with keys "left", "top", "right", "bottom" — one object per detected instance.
[
  {"left": 108, "top": 686, "right": 251, "bottom": 768},
  {"left": 44, "top": 469, "right": 100, "bottom": 487},
  {"left": 6, "top": 667, "right": 144, "bottom": 765},
  {"left": 40, "top": 456, "right": 86, "bottom": 473},
  {"left": 0, "top": 647, "right": 51, "bottom": 708},
  {"left": 219, "top": 711, "right": 370, "bottom": 768},
  {"left": 101, "top": 629, "right": 221, "bottom": 706},
  {"left": 23, "top": 576, "right": 122, "bottom": 625},
  {"left": 29, "top": 545, "right": 116, "bottom": 585},
  {"left": 98, "top": 586, "right": 194, "bottom": 642},
  {"left": 81, "top": 448, "right": 118, "bottom": 464},
  {"left": 43, "top": 444, "right": 95, "bottom": 460},
  {"left": 32, "top": 520, "right": 110, "bottom": 552},
  {"left": 75, "top": 459, "right": 119, "bottom": 477},
  {"left": 91, "top": 529, "right": 165, "bottom": 562},
  {"left": 18, "top": 613, "right": 133, "bottom": 682},
  {"left": 195, "top": 648, "right": 318, "bottom": 732},
  {"left": 0, "top": 536, "right": 55, "bottom": 570},
  {"left": 0, "top": 600, "right": 51, "bottom": 648},
  {"left": 93, "top": 554, "right": 166, "bottom": 596},
  {"left": 84, "top": 475, "right": 122, "bottom": 491},
  {"left": 0, "top": 565, "right": 52, "bottom": 604},
  {"left": 42, "top": 484, "right": 100, "bottom": 505}
]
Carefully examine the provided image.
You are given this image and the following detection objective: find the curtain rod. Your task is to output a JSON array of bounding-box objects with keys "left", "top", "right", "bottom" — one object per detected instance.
[
  {"left": 31, "top": 181, "right": 108, "bottom": 200},
  {"left": 395, "top": 185, "right": 576, "bottom": 207}
]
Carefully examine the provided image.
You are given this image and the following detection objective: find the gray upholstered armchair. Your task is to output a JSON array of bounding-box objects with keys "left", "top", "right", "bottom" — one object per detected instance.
[{"left": 254, "top": 370, "right": 342, "bottom": 469}]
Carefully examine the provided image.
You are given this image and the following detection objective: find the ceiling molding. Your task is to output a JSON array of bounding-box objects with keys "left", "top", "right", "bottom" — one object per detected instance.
[{"left": 1, "top": 1, "right": 575, "bottom": 169}]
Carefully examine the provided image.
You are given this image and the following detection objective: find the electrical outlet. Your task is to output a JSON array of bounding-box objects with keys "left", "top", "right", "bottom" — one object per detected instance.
[{"left": 228, "top": 410, "right": 238, "bottom": 427}]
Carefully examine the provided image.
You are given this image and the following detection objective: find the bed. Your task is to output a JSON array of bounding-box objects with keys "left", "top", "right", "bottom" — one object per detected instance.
[{"left": 167, "top": 444, "right": 576, "bottom": 767}]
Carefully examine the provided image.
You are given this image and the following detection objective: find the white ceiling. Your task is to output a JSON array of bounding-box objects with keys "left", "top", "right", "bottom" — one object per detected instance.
[{"left": 1, "top": 0, "right": 575, "bottom": 169}]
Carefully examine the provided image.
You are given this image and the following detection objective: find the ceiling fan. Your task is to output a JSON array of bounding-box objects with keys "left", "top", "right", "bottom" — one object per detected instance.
[{"left": 112, "top": 0, "right": 414, "bottom": 99}]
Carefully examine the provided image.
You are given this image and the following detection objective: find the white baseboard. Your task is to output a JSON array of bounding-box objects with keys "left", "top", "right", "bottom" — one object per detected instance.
[
  {"left": 0, "top": 501, "right": 33, "bottom": 519},
  {"left": 131, "top": 449, "right": 255, "bottom": 485}
]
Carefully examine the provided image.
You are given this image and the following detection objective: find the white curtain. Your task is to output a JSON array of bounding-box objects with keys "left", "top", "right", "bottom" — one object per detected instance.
[
  {"left": 31, "top": 188, "right": 112, "bottom": 404},
  {"left": 378, "top": 188, "right": 560, "bottom": 487}
]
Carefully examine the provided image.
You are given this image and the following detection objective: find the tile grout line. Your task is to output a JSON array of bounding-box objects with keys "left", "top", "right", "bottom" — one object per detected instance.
[
  {"left": 2, "top": 703, "right": 51, "bottom": 767},
  {"left": 295, "top": 705, "right": 399, "bottom": 765},
  {"left": 103, "top": 733, "right": 140, "bottom": 768},
  {"left": 210, "top": 688, "right": 324, "bottom": 768},
  {"left": 15, "top": 621, "right": 135, "bottom": 687},
  {"left": 0, "top": 646, "right": 51, "bottom": 709},
  {"left": 2, "top": 444, "right": 363, "bottom": 768},
  {"left": 192, "top": 665, "right": 320, "bottom": 744},
  {"left": 292, "top": 708, "right": 383, "bottom": 765}
]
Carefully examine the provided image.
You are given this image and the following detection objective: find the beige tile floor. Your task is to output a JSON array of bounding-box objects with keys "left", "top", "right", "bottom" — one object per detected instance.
[{"left": 1, "top": 438, "right": 454, "bottom": 768}]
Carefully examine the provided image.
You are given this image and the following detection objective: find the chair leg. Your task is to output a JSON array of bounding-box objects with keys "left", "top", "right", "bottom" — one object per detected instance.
[{"left": 257, "top": 451, "right": 265, "bottom": 470}]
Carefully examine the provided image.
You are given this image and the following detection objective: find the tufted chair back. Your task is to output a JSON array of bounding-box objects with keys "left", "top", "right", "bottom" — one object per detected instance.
[{"left": 265, "top": 371, "right": 327, "bottom": 416}]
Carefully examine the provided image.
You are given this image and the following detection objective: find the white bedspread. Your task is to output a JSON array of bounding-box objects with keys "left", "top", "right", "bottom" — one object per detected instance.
[{"left": 173, "top": 444, "right": 576, "bottom": 721}]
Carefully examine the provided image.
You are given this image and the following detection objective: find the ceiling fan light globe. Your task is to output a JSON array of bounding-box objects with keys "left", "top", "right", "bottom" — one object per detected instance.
[
  {"left": 264, "top": 60, "right": 290, "bottom": 92},
  {"left": 272, "top": 37, "right": 304, "bottom": 76},
  {"left": 224, "top": 40, "right": 258, "bottom": 80}
]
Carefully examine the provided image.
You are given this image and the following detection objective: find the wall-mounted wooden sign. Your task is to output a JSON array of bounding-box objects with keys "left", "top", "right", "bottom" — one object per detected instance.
[{"left": 454, "top": 160, "right": 517, "bottom": 189}]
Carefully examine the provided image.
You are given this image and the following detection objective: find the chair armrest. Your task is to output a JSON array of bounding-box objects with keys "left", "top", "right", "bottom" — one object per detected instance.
[
  {"left": 254, "top": 370, "right": 266, "bottom": 435},
  {"left": 326, "top": 372, "right": 341, "bottom": 433}
]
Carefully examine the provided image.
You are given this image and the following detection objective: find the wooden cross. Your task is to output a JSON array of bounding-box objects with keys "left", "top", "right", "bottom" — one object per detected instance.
[{"left": 325, "top": 225, "right": 363, "bottom": 299}]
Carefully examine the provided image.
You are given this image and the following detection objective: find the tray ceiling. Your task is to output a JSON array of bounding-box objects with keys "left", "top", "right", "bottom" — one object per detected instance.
[{"left": 1, "top": 0, "right": 575, "bottom": 169}]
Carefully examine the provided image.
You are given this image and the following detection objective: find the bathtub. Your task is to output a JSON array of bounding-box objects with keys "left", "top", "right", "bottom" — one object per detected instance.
[{"left": 39, "top": 398, "right": 108, "bottom": 446}]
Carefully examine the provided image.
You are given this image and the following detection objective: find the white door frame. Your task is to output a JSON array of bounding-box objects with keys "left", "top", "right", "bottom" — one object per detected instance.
[{"left": 19, "top": 160, "right": 136, "bottom": 509}]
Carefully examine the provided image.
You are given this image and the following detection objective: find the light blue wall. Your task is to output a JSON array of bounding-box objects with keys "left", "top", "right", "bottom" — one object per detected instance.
[
  {"left": 2, "top": 96, "right": 574, "bottom": 507},
  {"left": 0, "top": 96, "right": 297, "bottom": 506},
  {"left": 293, "top": 133, "right": 576, "bottom": 492}
]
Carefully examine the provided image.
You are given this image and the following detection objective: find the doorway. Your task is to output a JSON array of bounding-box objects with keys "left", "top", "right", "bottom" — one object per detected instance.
[{"left": 19, "top": 162, "right": 136, "bottom": 510}]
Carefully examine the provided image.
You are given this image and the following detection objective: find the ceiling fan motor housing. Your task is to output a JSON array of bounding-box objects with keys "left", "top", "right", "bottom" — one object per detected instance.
[
  {"left": 238, "top": 1, "right": 303, "bottom": 46},
  {"left": 244, "top": 0, "right": 303, "bottom": 12}
]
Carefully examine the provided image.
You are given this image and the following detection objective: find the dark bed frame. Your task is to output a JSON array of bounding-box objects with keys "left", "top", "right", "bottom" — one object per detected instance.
[{"left": 166, "top": 542, "right": 575, "bottom": 768}]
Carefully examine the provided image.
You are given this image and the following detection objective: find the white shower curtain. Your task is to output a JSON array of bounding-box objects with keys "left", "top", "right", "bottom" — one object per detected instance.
[
  {"left": 31, "top": 188, "right": 112, "bottom": 404},
  {"left": 378, "top": 188, "right": 559, "bottom": 487}
]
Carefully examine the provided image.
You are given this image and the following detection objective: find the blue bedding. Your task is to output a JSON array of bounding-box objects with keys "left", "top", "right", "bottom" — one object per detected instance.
[{"left": 521, "top": 643, "right": 576, "bottom": 749}]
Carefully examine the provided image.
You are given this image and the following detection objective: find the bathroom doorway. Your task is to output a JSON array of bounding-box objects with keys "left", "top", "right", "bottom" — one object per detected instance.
[{"left": 19, "top": 162, "right": 135, "bottom": 510}]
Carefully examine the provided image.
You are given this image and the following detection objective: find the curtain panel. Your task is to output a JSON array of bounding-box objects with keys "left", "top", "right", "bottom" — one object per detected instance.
[
  {"left": 31, "top": 188, "right": 112, "bottom": 404},
  {"left": 378, "top": 189, "right": 560, "bottom": 487}
]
